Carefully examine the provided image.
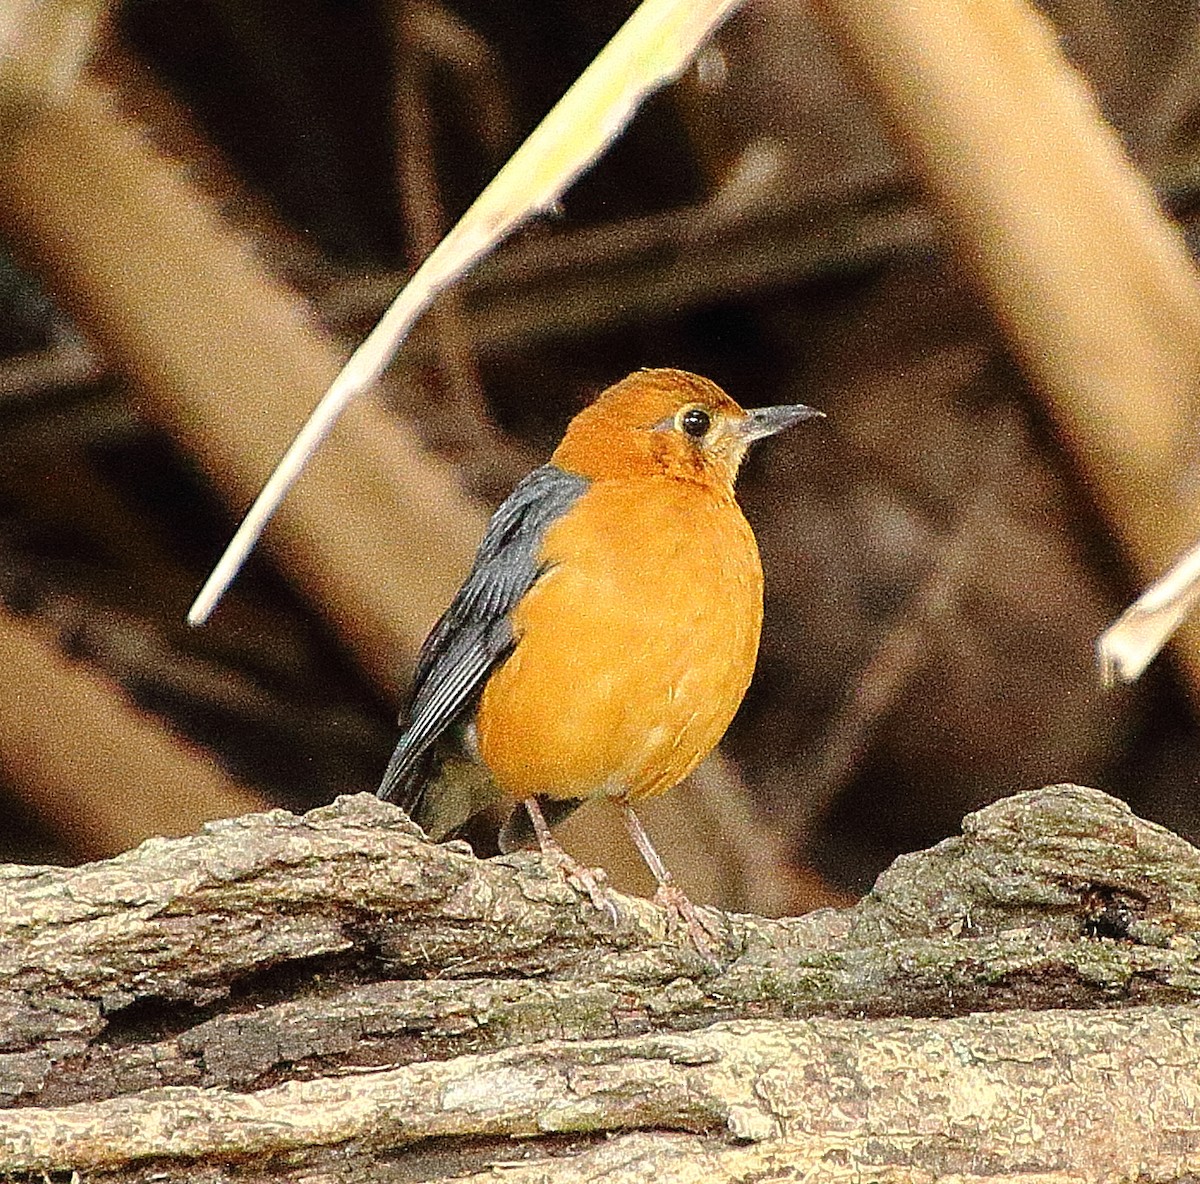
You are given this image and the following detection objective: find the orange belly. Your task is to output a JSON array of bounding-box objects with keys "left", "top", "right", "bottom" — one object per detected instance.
[{"left": 475, "top": 476, "right": 763, "bottom": 802}]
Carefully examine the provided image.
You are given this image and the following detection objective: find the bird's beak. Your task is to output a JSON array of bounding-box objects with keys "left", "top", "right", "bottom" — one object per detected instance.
[{"left": 737, "top": 403, "right": 825, "bottom": 443}]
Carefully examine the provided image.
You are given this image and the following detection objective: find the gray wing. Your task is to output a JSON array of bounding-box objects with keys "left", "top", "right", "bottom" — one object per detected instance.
[{"left": 377, "top": 464, "right": 588, "bottom": 812}]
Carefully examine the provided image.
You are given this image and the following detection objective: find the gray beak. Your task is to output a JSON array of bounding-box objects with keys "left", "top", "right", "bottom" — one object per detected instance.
[{"left": 738, "top": 403, "right": 825, "bottom": 443}]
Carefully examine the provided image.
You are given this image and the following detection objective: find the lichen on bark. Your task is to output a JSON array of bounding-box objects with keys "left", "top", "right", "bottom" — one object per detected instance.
[{"left": 0, "top": 783, "right": 1198, "bottom": 1180}]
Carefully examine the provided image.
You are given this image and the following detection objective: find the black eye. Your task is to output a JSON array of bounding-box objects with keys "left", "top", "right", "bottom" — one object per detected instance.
[{"left": 679, "top": 407, "right": 711, "bottom": 438}]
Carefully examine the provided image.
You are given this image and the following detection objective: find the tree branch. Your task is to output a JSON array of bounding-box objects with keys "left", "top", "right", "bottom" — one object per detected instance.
[{"left": 1, "top": 784, "right": 1198, "bottom": 1178}]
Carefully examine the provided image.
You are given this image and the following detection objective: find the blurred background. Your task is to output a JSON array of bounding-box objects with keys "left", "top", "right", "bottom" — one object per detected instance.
[{"left": 3, "top": 0, "right": 1200, "bottom": 914}]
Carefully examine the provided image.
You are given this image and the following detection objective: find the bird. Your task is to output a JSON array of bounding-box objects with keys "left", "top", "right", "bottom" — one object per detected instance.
[{"left": 378, "top": 367, "right": 822, "bottom": 951}]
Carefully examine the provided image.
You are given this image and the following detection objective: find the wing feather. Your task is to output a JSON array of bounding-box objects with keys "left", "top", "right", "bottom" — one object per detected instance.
[{"left": 378, "top": 464, "right": 587, "bottom": 811}]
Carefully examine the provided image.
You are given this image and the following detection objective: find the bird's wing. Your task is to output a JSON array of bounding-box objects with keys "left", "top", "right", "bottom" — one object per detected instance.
[{"left": 378, "top": 463, "right": 588, "bottom": 811}]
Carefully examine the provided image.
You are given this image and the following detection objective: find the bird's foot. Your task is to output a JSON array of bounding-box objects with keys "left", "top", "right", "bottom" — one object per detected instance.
[
  {"left": 654, "top": 880, "right": 723, "bottom": 961},
  {"left": 521, "top": 795, "right": 619, "bottom": 924},
  {"left": 551, "top": 851, "right": 619, "bottom": 925},
  {"left": 621, "top": 803, "right": 723, "bottom": 962}
]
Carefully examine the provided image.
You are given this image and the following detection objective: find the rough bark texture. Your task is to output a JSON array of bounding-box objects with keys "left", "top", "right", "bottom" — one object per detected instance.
[{"left": 1, "top": 784, "right": 1198, "bottom": 1179}]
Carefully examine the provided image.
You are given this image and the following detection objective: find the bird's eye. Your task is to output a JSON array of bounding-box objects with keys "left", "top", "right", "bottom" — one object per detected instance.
[{"left": 678, "top": 406, "right": 711, "bottom": 439}]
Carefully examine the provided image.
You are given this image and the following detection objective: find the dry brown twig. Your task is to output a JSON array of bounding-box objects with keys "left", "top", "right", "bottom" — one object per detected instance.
[
  {"left": 798, "top": 413, "right": 1020, "bottom": 841},
  {"left": 391, "top": 2, "right": 506, "bottom": 474}
]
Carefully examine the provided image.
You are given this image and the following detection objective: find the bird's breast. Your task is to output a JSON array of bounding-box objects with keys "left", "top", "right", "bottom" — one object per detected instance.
[{"left": 475, "top": 477, "right": 764, "bottom": 801}]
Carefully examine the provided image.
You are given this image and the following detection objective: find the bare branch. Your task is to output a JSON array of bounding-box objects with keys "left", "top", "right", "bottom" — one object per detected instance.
[{"left": 0, "top": 784, "right": 1198, "bottom": 1177}]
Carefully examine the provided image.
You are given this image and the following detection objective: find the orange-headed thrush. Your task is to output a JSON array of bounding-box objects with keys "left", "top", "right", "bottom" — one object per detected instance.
[{"left": 378, "top": 368, "right": 822, "bottom": 949}]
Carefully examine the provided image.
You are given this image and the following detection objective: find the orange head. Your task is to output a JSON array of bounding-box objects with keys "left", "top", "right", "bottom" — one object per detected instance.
[{"left": 551, "top": 368, "right": 822, "bottom": 489}]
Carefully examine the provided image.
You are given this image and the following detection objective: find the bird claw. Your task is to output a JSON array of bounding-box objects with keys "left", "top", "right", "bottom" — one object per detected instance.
[
  {"left": 521, "top": 797, "right": 619, "bottom": 925},
  {"left": 654, "top": 881, "right": 723, "bottom": 962},
  {"left": 567, "top": 863, "right": 621, "bottom": 927},
  {"left": 544, "top": 850, "right": 620, "bottom": 926}
]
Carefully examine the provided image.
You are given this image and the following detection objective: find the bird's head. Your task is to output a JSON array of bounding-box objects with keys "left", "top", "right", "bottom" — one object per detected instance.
[{"left": 552, "top": 368, "right": 823, "bottom": 489}]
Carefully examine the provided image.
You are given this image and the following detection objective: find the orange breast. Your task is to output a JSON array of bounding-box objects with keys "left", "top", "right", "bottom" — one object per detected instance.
[{"left": 475, "top": 476, "right": 763, "bottom": 802}]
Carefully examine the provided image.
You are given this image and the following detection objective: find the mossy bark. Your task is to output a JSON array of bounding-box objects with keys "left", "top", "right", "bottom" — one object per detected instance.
[{"left": 1, "top": 784, "right": 1198, "bottom": 1179}]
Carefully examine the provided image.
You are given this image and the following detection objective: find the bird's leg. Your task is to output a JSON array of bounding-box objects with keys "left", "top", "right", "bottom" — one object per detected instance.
[
  {"left": 522, "top": 797, "right": 616, "bottom": 922},
  {"left": 622, "top": 804, "right": 722, "bottom": 957}
]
